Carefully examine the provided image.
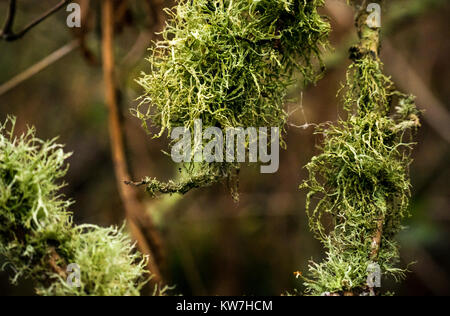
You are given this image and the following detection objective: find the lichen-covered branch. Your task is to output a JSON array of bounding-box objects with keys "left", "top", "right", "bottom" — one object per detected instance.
[
  {"left": 300, "top": 0, "right": 421, "bottom": 296},
  {"left": 127, "top": 162, "right": 240, "bottom": 200},
  {"left": 0, "top": 117, "right": 149, "bottom": 296}
]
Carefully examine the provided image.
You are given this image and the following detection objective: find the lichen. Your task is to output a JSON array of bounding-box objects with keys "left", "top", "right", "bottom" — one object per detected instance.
[
  {"left": 142, "top": 161, "right": 240, "bottom": 200},
  {"left": 300, "top": 54, "right": 421, "bottom": 295},
  {"left": 134, "top": 0, "right": 330, "bottom": 198},
  {"left": 0, "top": 117, "right": 149, "bottom": 296}
]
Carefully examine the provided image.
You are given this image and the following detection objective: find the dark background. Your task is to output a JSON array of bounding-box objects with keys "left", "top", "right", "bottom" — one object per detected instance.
[{"left": 0, "top": 0, "right": 449, "bottom": 296}]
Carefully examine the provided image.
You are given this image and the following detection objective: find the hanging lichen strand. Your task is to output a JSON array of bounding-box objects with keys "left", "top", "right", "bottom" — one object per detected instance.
[
  {"left": 0, "top": 118, "right": 149, "bottom": 296},
  {"left": 300, "top": 1, "right": 421, "bottom": 296},
  {"left": 134, "top": 0, "right": 330, "bottom": 198}
]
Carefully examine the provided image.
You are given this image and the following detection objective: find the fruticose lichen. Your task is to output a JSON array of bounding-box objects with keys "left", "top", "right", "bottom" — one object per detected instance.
[
  {"left": 0, "top": 117, "right": 149, "bottom": 296},
  {"left": 300, "top": 55, "right": 420, "bottom": 297},
  {"left": 300, "top": 2, "right": 421, "bottom": 294},
  {"left": 134, "top": 0, "right": 330, "bottom": 198}
]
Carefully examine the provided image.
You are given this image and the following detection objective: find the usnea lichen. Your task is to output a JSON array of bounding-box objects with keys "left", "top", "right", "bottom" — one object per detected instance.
[
  {"left": 0, "top": 117, "right": 149, "bottom": 296},
  {"left": 134, "top": 0, "right": 330, "bottom": 197},
  {"left": 141, "top": 161, "right": 240, "bottom": 199},
  {"left": 300, "top": 54, "right": 421, "bottom": 295}
]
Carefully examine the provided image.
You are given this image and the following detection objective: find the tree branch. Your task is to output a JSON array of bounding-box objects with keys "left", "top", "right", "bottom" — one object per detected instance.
[
  {"left": 0, "top": 0, "right": 16, "bottom": 37},
  {"left": 324, "top": 0, "right": 450, "bottom": 144},
  {"left": 0, "top": 0, "right": 70, "bottom": 41},
  {"left": 101, "top": 0, "right": 163, "bottom": 287},
  {"left": 0, "top": 40, "right": 79, "bottom": 97}
]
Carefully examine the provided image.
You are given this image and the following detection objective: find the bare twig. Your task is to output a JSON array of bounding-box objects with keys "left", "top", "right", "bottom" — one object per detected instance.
[
  {"left": 71, "top": 0, "right": 99, "bottom": 65},
  {"left": 0, "top": 0, "right": 70, "bottom": 41},
  {"left": 101, "top": 0, "right": 163, "bottom": 285},
  {"left": 0, "top": 0, "right": 16, "bottom": 37},
  {"left": 0, "top": 40, "right": 79, "bottom": 97}
]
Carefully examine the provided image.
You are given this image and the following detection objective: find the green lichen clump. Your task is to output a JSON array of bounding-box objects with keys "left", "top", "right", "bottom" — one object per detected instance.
[
  {"left": 142, "top": 161, "right": 239, "bottom": 198},
  {"left": 300, "top": 55, "right": 420, "bottom": 295},
  {"left": 0, "top": 118, "right": 148, "bottom": 296},
  {"left": 135, "top": 0, "right": 330, "bottom": 196}
]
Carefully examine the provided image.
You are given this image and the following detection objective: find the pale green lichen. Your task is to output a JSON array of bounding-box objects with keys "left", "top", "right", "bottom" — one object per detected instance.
[
  {"left": 0, "top": 117, "right": 149, "bottom": 296},
  {"left": 300, "top": 55, "right": 420, "bottom": 295},
  {"left": 134, "top": 0, "right": 330, "bottom": 197},
  {"left": 38, "top": 225, "right": 148, "bottom": 296},
  {"left": 142, "top": 161, "right": 240, "bottom": 200}
]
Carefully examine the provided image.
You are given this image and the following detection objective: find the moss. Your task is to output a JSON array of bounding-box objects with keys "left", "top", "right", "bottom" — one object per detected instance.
[
  {"left": 0, "top": 117, "right": 150, "bottom": 296},
  {"left": 300, "top": 54, "right": 420, "bottom": 295},
  {"left": 134, "top": 0, "right": 330, "bottom": 197}
]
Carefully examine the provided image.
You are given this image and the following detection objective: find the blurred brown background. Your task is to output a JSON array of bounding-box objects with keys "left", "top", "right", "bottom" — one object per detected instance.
[{"left": 0, "top": 0, "right": 449, "bottom": 296}]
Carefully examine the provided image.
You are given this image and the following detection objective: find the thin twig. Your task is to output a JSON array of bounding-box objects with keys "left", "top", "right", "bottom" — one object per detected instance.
[
  {"left": 0, "top": 0, "right": 16, "bottom": 36},
  {"left": 101, "top": 0, "right": 163, "bottom": 286},
  {"left": 0, "top": 40, "right": 79, "bottom": 97},
  {"left": 0, "top": 0, "right": 70, "bottom": 41}
]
